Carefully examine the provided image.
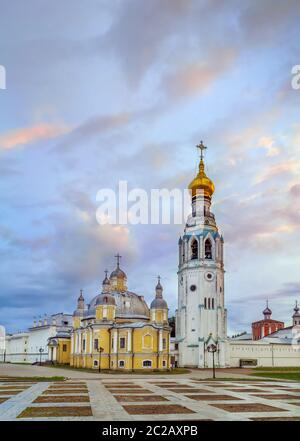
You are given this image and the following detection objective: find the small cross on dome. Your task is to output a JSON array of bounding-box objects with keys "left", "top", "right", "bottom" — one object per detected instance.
[
  {"left": 196, "top": 140, "right": 207, "bottom": 160},
  {"left": 115, "top": 253, "right": 122, "bottom": 267}
]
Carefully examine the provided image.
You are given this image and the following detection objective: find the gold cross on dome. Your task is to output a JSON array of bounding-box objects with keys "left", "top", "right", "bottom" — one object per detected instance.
[
  {"left": 115, "top": 253, "right": 122, "bottom": 267},
  {"left": 196, "top": 140, "right": 207, "bottom": 160}
]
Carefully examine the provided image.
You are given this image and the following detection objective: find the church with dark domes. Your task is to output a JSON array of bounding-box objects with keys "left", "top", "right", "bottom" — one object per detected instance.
[{"left": 63, "top": 256, "right": 171, "bottom": 371}]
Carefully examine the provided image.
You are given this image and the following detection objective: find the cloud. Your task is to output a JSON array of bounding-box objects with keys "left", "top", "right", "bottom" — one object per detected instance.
[
  {"left": 99, "top": 0, "right": 192, "bottom": 85},
  {"left": 0, "top": 189, "right": 138, "bottom": 331},
  {"left": 258, "top": 136, "right": 280, "bottom": 157},
  {"left": 290, "top": 183, "right": 300, "bottom": 197},
  {"left": 233, "top": 282, "right": 300, "bottom": 307},
  {"left": 254, "top": 160, "right": 300, "bottom": 185},
  {"left": 160, "top": 48, "right": 236, "bottom": 103},
  {"left": 0, "top": 123, "right": 70, "bottom": 150}
]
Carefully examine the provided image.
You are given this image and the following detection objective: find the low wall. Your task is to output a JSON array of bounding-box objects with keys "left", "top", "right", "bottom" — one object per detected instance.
[{"left": 229, "top": 342, "right": 300, "bottom": 367}]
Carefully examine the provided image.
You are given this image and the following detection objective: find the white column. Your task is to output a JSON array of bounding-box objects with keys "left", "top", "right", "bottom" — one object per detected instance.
[
  {"left": 89, "top": 330, "right": 93, "bottom": 354},
  {"left": 199, "top": 237, "right": 204, "bottom": 259},
  {"left": 159, "top": 330, "right": 163, "bottom": 352},
  {"left": 127, "top": 330, "right": 132, "bottom": 351},
  {"left": 78, "top": 333, "right": 81, "bottom": 353},
  {"left": 74, "top": 333, "right": 77, "bottom": 353},
  {"left": 114, "top": 332, "right": 118, "bottom": 354}
]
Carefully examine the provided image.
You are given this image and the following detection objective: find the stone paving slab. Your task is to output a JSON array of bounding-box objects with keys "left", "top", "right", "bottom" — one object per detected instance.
[
  {"left": 34, "top": 395, "right": 90, "bottom": 403},
  {"left": 186, "top": 394, "right": 244, "bottom": 401},
  {"left": 0, "top": 376, "right": 300, "bottom": 421},
  {"left": 18, "top": 406, "right": 93, "bottom": 418},
  {"left": 123, "top": 404, "right": 195, "bottom": 415},
  {"left": 0, "top": 382, "right": 49, "bottom": 420},
  {"left": 211, "top": 403, "right": 288, "bottom": 413}
]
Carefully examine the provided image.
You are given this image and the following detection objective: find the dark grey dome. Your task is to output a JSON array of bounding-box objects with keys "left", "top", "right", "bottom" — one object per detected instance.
[
  {"left": 73, "top": 308, "right": 84, "bottom": 317},
  {"left": 86, "top": 290, "right": 149, "bottom": 319},
  {"left": 96, "top": 293, "right": 116, "bottom": 306},
  {"left": 293, "top": 301, "right": 300, "bottom": 317},
  {"left": 102, "top": 276, "right": 110, "bottom": 285},
  {"left": 110, "top": 267, "right": 126, "bottom": 279},
  {"left": 151, "top": 298, "right": 168, "bottom": 309}
]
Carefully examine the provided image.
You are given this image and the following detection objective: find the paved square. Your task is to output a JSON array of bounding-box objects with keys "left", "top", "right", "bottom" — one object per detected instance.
[{"left": 0, "top": 371, "right": 300, "bottom": 421}]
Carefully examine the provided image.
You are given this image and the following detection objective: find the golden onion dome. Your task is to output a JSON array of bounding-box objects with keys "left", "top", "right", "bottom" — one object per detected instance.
[
  {"left": 188, "top": 142, "right": 215, "bottom": 198},
  {"left": 188, "top": 159, "right": 215, "bottom": 198}
]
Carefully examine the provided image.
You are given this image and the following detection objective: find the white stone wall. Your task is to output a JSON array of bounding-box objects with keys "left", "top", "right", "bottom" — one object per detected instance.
[
  {"left": 5, "top": 326, "right": 57, "bottom": 364},
  {"left": 229, "top": 341, "right": 300, "bottom": 367},
  {"left": 4, "top": 333, "right": 29, "bottom": 363}
]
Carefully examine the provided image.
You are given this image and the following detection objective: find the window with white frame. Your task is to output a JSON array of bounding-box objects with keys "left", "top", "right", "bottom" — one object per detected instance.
[
  {"left": 142, "top": 360, "right": 152, "bottom": 368},
  {"left": 119, "top": 360, "right": 125, "bottom": 368}
]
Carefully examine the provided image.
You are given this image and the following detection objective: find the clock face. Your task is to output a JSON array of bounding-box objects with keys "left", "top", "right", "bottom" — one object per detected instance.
[
  {"left": 205, "top": 272, "right": 214, "bottom": 281},
  {"left": 190, "top": 284, "right": 196, "bottom": 292}
]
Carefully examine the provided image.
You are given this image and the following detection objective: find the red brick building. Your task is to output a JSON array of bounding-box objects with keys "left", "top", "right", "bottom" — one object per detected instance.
[{"left": 252, "top": 302, "right": 284, "bottom": 340}]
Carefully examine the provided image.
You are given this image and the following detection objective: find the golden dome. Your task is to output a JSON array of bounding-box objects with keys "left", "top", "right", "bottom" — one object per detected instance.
[{"left": 188, "top": 157, "right": 215, "bottom": 198}]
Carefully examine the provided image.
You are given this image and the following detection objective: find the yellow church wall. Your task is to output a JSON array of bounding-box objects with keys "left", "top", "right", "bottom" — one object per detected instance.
[
  {"left": 132, "top": 327, "right": 159, "bottom": 352},
  {"left": 73, "top": 317, "right": 81, "bottom": 329},
  {"left": 69, "top": 312, "right": 170, "bottom": 370},
  {"left": 95, "top": 305, "right": 115, "bottom": 321},
  {"left": 49, "top": 338, "right": 71, "bottom": 364},
  {"left": 151, "top": 309, "right": 168, "bottom": 324},
  {"left": 93, "top": 328, "right": 111, "bottom": 354}
]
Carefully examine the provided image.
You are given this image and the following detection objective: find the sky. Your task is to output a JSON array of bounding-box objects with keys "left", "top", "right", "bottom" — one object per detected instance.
[{"left": 0, "top": 0, "right": 300, "bottom": 335}]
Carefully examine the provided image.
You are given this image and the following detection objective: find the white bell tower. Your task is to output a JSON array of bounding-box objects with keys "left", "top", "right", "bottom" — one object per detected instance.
[{"left": 176, "top": 142, "right": 227, "bottom": 368}]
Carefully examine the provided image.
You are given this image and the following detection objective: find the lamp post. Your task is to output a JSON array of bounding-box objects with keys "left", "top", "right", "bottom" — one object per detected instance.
[
  {"left": 39, "top": 347, "right": 44, "bottom": 366},
  {"left": 98, "top": 347, "right": 104, "bottom": 373},
  {"left": 207, "top": 344, "right": 217, "bottom": 379}
]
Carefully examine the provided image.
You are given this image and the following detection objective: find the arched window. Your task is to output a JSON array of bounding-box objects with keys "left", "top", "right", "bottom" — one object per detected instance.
[
  {"left": 143, "top": 360, "right": 152, "bottom": 368},
  {"left": 191, "top": 239, "right": 198, "bottom": 260},
  {"left": 205, "top": 239, "right": 212, "bottom": 259}
]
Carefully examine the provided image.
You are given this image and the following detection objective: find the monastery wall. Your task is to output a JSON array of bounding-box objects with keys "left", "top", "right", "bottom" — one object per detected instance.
[{"left": 229, "top": 341, "right": 300, "bottom": 367}]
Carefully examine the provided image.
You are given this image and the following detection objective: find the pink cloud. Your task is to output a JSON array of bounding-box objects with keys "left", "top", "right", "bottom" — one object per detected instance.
[
  {"left": 0, "top": 123, "right": 70, "bottom": 150},
  {"left": 161, "top": 49, "right": 236, "bottom": 102},
  {"left": 290, "top": 183, "right": 300, "bottom": 197},
  {"left": 254, "top": 160, "right": 300, "bottom": 185}
]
